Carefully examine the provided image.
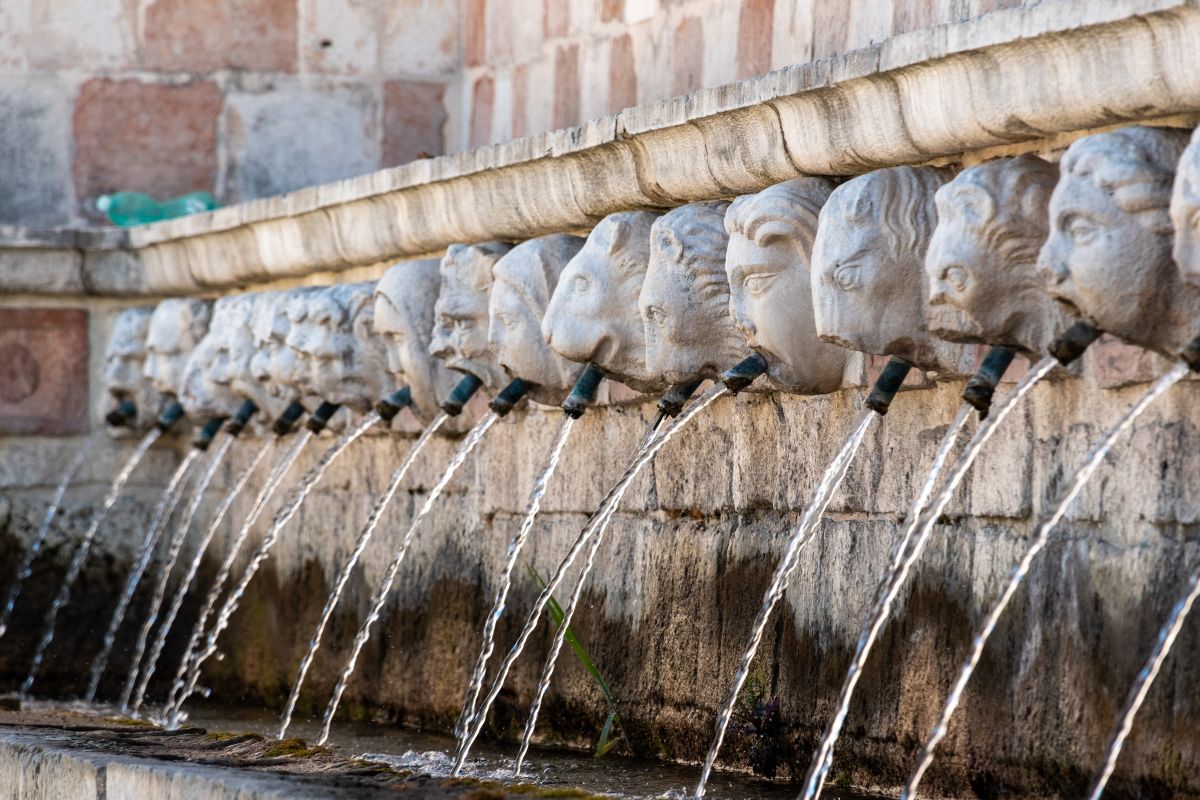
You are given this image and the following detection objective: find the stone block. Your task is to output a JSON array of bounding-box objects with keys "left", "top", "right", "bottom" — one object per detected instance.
[
  {"left": 0, "top": 77, "right": 73, "bottom": 226},
  {"left": 25, "top": 0, "right": 135, "bottom": 71},
  {"left": 543, "top": 0, "right": 568, "bottom": 39},
  {"left": 72, "top": 79, "right": 221, "bottom": 222},
  {"left": 468, "top": 73, "right": 495, "bottom": 148},
  {"left": 300, "top": 0, "right": 378, "bottom": 74},
  {"left": 381, "top": 0, "right": 462, "bottom": 76},
  {"left": 1083, "top": 335, "right": 1172, "bottom": 390},
  {"left": 609, "top": 33, "right": 638, "bottom": 112},
  {"left": 671, "top": 16, "right": 705, "bottom": 96},
  {"left": 222, "top": 84, "right": 380, "bottom": 202},
  {"left": 464, "top": 0, "right": 486, "bottom": 67},
  {"left": 0, "top": 309, "right": 88, "bottom": 437},
  {"left": 142, "top": 0, "right": 297, "bottom": 72},
  {"left": 553, "top": 43, "right": 580, "bottom": 129},
  {"left": 0, "top": 249, "right": 83, "bottom": 294},
  {"left": 737, "top": 0, "right": 774, "bottom": 79},
  {"left": 382, "top": 80, "right": 447, "bottom": 166}
]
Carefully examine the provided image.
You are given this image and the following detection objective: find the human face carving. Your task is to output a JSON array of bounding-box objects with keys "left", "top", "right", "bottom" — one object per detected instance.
[
  {"left": 104, "top": 307, "right": 162, "bottom": 425},
  {"left": 286, "top": 284, "right": 389, "bottom": 412},
  {"left": 247, "top": 289, "right": 309, "bottom": 419},
  {"left": 429, "top": 243, "right": 511, "bottom": 390},
  {"left": 143, "top": 299, "right": 211, "bottom": 399},
  {"left": 180, "top": 296, "right": 257, "bottom": 420}
]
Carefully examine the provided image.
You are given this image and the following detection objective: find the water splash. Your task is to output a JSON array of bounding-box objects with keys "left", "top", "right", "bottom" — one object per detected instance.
[
  {"left": 277, "top": 412, "right": 448, "bottom": 739},
  {"left": 172, "top": 413, "right": 381, "bottom": 723},
  {"left": 455, "top": 386, "right": 725, "bottom": 775},
  {"left": 85, "top": 447, "right": 202, "bottom": 701},
  {"left": 116, "top": 434, "right": 236, "bottom": 712},
  {"left": 317, "top": 411, "right": 499, "bottom": 746},
  {"left": 802, "top": 356, "right": 1058, "bottom": 800},
  {"left": 19, "top": 428, "right": 162, "bottom": 698},
  {"left": 901, "top": 360, "right": 1189, "bottom": 799},
  {"left": 0, "top": 434, "right": 101, "bottom": 641},
  {"left": 693, "top": 407, "right": 876, "bottom": 798},
  {"left": 455, "top": 415, "right": 576, "bottom": 742},
  {"left": 163, "top": 431, "right": 313, "bottom": 720},
  {"left": 1085, "top": 568, "right": 1200, "bottom": 800}
]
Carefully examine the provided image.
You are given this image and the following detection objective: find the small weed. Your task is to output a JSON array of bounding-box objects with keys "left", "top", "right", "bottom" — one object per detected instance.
[
  {"left": 110, "top": 717, "right": 154, "bottom": 727},
  {"left": 262, "top": 736, "right": 328, "bottom": 758}
]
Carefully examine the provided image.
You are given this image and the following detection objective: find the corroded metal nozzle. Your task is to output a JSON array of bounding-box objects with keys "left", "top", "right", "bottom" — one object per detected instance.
[
  {"left": 192, "top": 417, "right": 227, "bottom": 451},
  {"left": 489, "top": 378, "right": 535, "bottom": 417},
  {"left": 224, "top": 399, "right": 258, "bottom": 437},
  {"left": 961, "top": 346, "right": 1017, "bottom": 418},
  {"left": 865, "top": 357, "right": 913, "bottom": 416},
  {"left": 375, "top": 386, "right": 413, "bottom": 422},
  {"left": 657, "top": 378, "right": 704, "bottom": 420},
  {"left": 440, "top": 374, "right": 484, "bottom": 417},
  {"left": 155, "top": 400, "right": 186, "bottom": 433},
  {"left": 105, "top": 399, "right": 137, "bottom": 428},
  {"left": 271, "top": 401, "right": 306, "bottom": 437},
  {"left": 305, "top": 401, "right": 343, "bottom": 434},
  {"left": 561, "top": 363, "right": 605, "bottom": 419},
  {"left": 1048, "top": 321, "right": 1101, "bottom": 366},
  {"left": 720, "top": 352, "right": 769, "bottom": 394}
]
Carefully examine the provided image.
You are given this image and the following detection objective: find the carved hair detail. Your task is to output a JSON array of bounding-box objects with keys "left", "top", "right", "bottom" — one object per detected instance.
[
  {"left": 493, "top": 234, "right": 585, "bottom": 314},
  {"left": 725, "top": 177, "right": 835, "bottom": 255},
  {"left": 595, "top": 211, "right": 658, "bottom": 281},
  {"left": 653, "top": 200, "right": 732, "bottom": 304},
  {"left": 444, "top": 241, "right": 513, "bottom": 293},
  {"left": 375, "top": 259, "right": 440, "bottom": 342},
  {"left": 841, "top": 166, "right": 952, "bottom": 256}
]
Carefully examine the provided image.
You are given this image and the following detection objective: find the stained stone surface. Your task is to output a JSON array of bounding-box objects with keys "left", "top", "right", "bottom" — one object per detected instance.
[{"left": 0, "top": 308, "right": 88, "bottom": 436}]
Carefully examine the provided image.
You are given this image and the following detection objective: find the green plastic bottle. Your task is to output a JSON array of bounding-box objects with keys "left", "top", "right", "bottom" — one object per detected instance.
[{"left": 96, "top": 191, "right": 218, "bottom": 226}]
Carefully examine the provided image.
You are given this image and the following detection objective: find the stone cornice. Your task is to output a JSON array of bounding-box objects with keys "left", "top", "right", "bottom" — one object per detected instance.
[{"left": 3, "top": 0, "right": 1199, "bottom": 296}]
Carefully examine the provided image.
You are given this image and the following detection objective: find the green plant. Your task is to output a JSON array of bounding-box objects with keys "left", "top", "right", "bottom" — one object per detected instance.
[{"left": 525, "top": 564, "right": 631, "bottom": 759}]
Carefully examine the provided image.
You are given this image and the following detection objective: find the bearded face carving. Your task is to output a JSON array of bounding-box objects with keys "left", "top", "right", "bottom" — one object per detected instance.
[
  {"left": 489, "top": 234, "right": 587, "bottom": 404},
  {"left": 812, "top": 165, "right": 973, "bottom": 376},
  {"left": 926, "top": 155, "right": 1073, "bottom": 356},
  {"left": 248, "top": 288, "right": 314, "bottom": 421},
  {"left": 1039, "top": 126, "right": 1200, "bottom": 357},
  {"left": 179, "top": 295, "right": 258, "bottom": 420},
  {"left": 429, "top": 242, "right": 513, "bottom": 391},
  {"left": 143, "top": 298, "right": 213, "bottom": 400},
  {"left": 103, "top": 307, "right": 163, "bottom": 429},
  {"left": 724, "top": 178, "right": 847, "bottom": 394},
  {"left": 542, "top": 211, "right": 665, "bottom": 393}
]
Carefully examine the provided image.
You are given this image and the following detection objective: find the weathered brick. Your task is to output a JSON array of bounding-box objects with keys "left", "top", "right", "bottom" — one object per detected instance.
[
  {"left": 0, "top": 309, "right": 88, "bottom": 436},
  {"left": 382, "top": 80, "right": 446, "bottom": 166},
  {"left": 301, "top": 0, "right": 378, "bottom": 74},
  {"left": 381, "top": 0, "right": 461, "bottom": 76},
  {"left": 736, "top": 0, "right": 774, "bottom": 79},
  {"left": 0, "top": 77, "right": 73, "bottom": 225},
  {"left": 601, "top": 0, "right": 624, "bottom": 23},
  {"left": 811, "top": 0, "right": 851, "bottom": 60},
  {"left": 892, "top": 0, "right": 939, "bottom": 36},
  {"left": 511, "top": 63, "right": 530, "bottom": 139},
  {"left": 553, "top": 43, "right": 580, "bottom": 129},
  {"left": 223, "top": 84, "right": 380, "bottom": 201},
  {"left": 469, "top": 73, "right": 495, "bottom": 148},
  {"left": 671, "top": 16, "right": 705, "bottom": 96},
  {"left": 72, "top": 79, "right": 221, "bottom": 221},
  {"left": 1084, "top": 335, "right": 1165, "bottom": 390},
  {"left": 543, "top": 0, "right": 568, "bottom": 38},
  {"left": 142, "top": 0, "right": 298, "bottom": 72},
  {"left": 25, "top": 0, "right": 135, "bottom": 70},
  {"left": 485, "top": 0, "right": 513, "bottom": 66},
  {"left": 609, "top": 33, "right": 638, "bottom": 112},
  {"left": 464, "top": 0, "right": 487, "bottom": 67}
]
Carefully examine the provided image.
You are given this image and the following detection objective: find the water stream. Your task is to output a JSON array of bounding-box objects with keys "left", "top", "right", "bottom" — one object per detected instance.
[
  {"left": 694, "top": 407, "right": 877, "bottom": 798},
  {"left": 802, "top": 356, "right": 1059, "bottom": 799},
  {"left": 115, "top": 433, "right": 236, "bottom": 712},
  {"left": 277, "top": 412, "right": 448, "bottom": 739},
  {"left": 901, "top": 360, "right": 1190, "bottom": 799},
  {"left": 317, "top": 410, "right": 500, "bottom": 746},
  {"left": 163, "top": 430, "right": 314, "bottom": 720},
  {"left": 19, "top": 428, "right": 162, "bottom": 698},
  {"left": 85, "top": 447, "right": 202, "bottom": 702},
  {"left": 172, "top": 413, "right": 382, "bottom": 724},
  {"left": 128, "top": 438, "right": 274, "bottom": 716},
  {"left": 0, "top": 433, "right": 101, "bottom": 641},
  {"left": 455, "top": 385, "right": 726, "bottom": 775},
  {"left": 455, "top": 414, "right": 576, "bottom": 741}
]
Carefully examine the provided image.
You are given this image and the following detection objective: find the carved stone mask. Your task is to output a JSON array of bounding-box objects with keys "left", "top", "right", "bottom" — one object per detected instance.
[
  {"left": 1039, "top": 126, "right": 1200, "bottom": 356},
  {"left": 489, "top": 234, "right": 587, "bottom": 403},
  {"left": 638, "top": 200, "right": 744, "bottom": 385},
  {"left": 926, "top": 155, "right": 1073, "bottom": 356},
  {"left": 144, "top": 298, "right": 212, "bottom": 399},
  {"left": 812, "top": 165, "right": 968, "bottom": 374},
  {"left": 285, "top": 282, "right": 392, "bottom": 413},
  {"left": 724, "top": 178, "right": 848, "bottom": 394},
  {"left": 375, "top": 259, "right": 462, "bottom": 424},
  {"left": 179, "top": 295, "right": 257, "bottom": 420},
  {"left": 249, "top": 287, "right": 313, "bottom": 419},
  {"left": 1171, "top": 126, "right": 1200, "bottom": 287},
  {"left": 542, "top": 210, "right": 664, "bottom": 393},
  {"left": 429, "top": 242, "right": 513, "bottom": 391},
  {"left": 104, "top": 307, "right": 162, "bottom": 426}
]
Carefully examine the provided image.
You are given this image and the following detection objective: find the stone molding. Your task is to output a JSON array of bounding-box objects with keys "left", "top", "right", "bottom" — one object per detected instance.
[{"left": 2, "top": 0, "right": 1198, "bottom": 296}]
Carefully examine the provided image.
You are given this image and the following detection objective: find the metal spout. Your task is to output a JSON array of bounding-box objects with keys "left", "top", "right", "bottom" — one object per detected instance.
[
  {"left": 271, "top": 401, "right": 307, "bottom": 437},
  {"left": 961, "top": 346, "right": 1017, "bottom": 418},
  {"left": 865, "top": 357, "right": 913, "bottom": 416},
  {"left": 105, "top": 399, "right": 138, "bottom": 428},
  {"left": 224, "top": 399, "right": 258, "bottom": 437},
  {"left": 305, "top": 401, "right": 343, "bottom": 434},
  {"left": 489, "top": 378, "right": 535, "bottom": 417},
  {"left": 155, "top": 400, "right": 186, "bottom": 433},
  {"left": 1048, "top": 321, "right": 1101, "bottom": 366},
  {"left": 440, "top": 374, "right": 484, "bottom": 417},
  {"left": 192, "top": 417, "right": 227, "bottom": 451},
  {"left": 658, "top": 378, "right": 704, "bottom": 420},
  {"left": 561, "top": 363, "right": 606, "bottom": 419},
  {"left": 375, "top": 386, "right": 413, "bottom": 422},
  {"left": 1182, "top": 336, "right": 1200, "bottom": 373},
  {"left": 720, "top": 352, "right": 769, "bottom": 394}
]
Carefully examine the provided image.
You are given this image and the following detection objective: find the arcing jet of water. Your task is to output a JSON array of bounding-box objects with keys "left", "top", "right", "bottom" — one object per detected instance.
[
  {"left": 0, "top": 433, "right": 102, "bottom": 641},
  {"left": 901, "top": 360, "right": 1190, "bottom": 799},
  {"left": 19, "top": 427, "right": 163, "bottom": 698},
  {"left": 172, "top": 407, "right": 377, "bottom": 723}
]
